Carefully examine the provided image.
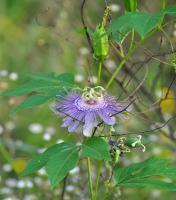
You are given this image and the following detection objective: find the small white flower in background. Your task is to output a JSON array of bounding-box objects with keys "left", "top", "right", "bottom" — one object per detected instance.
[
  {"left": 33, "top": 177, "right": 42, "bottom": 186},
  {"left": 75, "top": 74, "right": 84, "bottom": 83},
  {"left": 38, "top": 168, "right": 46, "bottom": 176},
  {"left": 56, "top": 139, "right": 64, "bottom": 144},
  {"left": 37, "top": 148, "right": 46, "bottom": 154},
  {"left": 23, "top": 194, "right": 37, "bottom": 200},
  {"left": 5, "top": 121, "right": 15, "bottom": 131},
  {"left": 109, "top": 4, "right": 121, "bottom": 12},
  {"left": 105, "top": 59, "right": 116, "bottom": 70},
  {"left": 152, "top": 147, "right": 162, "bottom": 155},
  {"left": 66, "top": 185, "right": 75, "bottom": 192},
  {"left": 3, "top": 163, "right": 12, "bottom": 172},
  {"left": 26, "top": 180, "right": 34, "bottom": 188},
  {"left": 0, "top": 124, "right": 4, "bottom": 135},
  {"left": 5, "top": 178, "right": 17, "bottom": 188},
  {"left": 70, "top": 166, "right": 80, "bottom": 175},
  {"left": 45, "top": 126, "right": 55, "bottom": 135},
  {"left": 149, "top": 134, "right": 159, "bottom": 142},
  {"left": 89, "top": 76, "right": 98, "bottom": 84},
  {"left": 28, "top": 123, "right": 44, "bottom": 134},
  {"left": 17, "top": 180, "right": 26, "bottom": 188},
  {"left": 9, "top": 72, "right": 18, "bottom": 81},
  {"left": 0, "top": 187, "right": 13, "bottom": 195},
  {"left": 151, "top": 190, "right": 161, "bottom": 198},
  {"left": 79, "top": 47, "right": 90, "bottom": 55},
  {"left": 43, "top": 133, "right": 51, "bottom": 141},
  {"left": 0, "top": 70, "right": 8, "bottom": 77}
]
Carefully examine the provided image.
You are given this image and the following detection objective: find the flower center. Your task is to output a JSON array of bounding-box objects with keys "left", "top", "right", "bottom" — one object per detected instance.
[
  {"left": 85, "top": 99, "right": 97, "bottom": 105},
  {"left": 74, "top": 86, "right": 107, "bottom": 111}
]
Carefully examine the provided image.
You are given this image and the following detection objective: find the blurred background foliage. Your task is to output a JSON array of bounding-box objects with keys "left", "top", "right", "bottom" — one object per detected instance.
[{"left": 0, "top": 0, "right": 176, "bottom": 199}]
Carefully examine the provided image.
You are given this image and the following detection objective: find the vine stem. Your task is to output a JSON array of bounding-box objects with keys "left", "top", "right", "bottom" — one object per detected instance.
[
  {"left": 94, "top": 160, "right": 103, "bottom": 198},
  {"left": 87, "top": 157, "right": 94, "bottom": 200},
  {"left": 98, "top": 61, "right": 102, "bottom": 84},
  {"left": 162, "top": 0, "right": 166, "bottom": 9},
  {"left": 105, "top": 48, "right": 134, "bottom": 90}
]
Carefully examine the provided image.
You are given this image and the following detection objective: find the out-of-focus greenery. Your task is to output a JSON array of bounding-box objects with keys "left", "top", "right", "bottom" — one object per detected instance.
[{"left": 0, "top": 0, "right": 176, "bottom": 200}]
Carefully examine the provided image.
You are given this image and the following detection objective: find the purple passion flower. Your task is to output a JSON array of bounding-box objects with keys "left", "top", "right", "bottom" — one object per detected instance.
[{"left": 52, "top": 86, "right": 125, "bottom": 137}]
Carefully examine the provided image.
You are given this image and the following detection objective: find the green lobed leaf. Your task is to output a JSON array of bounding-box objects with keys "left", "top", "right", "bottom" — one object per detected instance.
[
  {"left": 29, "top": 72, "right": 74, "bottom": 84},
  {"left": 108, "top": 5, "right": 176, "bottom": 43},
  {"left": 119, "top": 179, "right": 176, "bottom": 191},
  {"left": 114, "top": 157, "right": 169, "bottom": 184},
  {"left": 11, "top": 94, "right": 52, "bottom": 113},
  {"left": 46, "top": 145, "right": 79, "bottom": 187},
  {"left": 82, "top": 137, "right": 111, "bottom": 161},
  {"left": 0, "top": 73, "right": 74, "bottom": 96},
  {"left": 10, "top": 87, "right": 68, "bottom": 113},
  {"left": 21, "top": 143, "right": 74, "bottom": 177},
  {"left": 114, "top": 156, "right": 176, "bottom": 191}
]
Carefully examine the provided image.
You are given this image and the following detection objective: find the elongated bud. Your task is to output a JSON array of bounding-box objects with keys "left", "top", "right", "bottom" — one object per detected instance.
[
  {"left": 92, "top": 7, "right": 109, "bottom": 60},
  {"left": 124, "top": 0, "right": 138, "bottom": 12},
  {"left": 92, "top": 25, "right": 109, "bottom": 60}
]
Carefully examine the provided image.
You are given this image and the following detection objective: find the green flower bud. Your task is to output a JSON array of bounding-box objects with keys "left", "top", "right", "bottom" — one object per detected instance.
[
  {"left": 92, "top": 25, "right": 109, "bottom": 60},
  {"left": 125, "top": 135, "right": 146, "bottom": 152},
  {"left": 124, "top": 0, "right": 138, "bottom": 12}
]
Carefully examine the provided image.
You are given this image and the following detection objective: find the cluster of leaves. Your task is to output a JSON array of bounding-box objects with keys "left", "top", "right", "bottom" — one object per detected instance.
[
  {"left": 114, "top": 157, "right": 176, "bottom": 191},
  {"left": 21, "top": 137, "right": 111, "bottom": 188},
  {"left": 108, "top": 5, "right": 176, "bottom": 43},
  {"left": 21, "top": 136, "right": 176, "bottom": 191},
  {"left": 0, "top": 72, "right": 74, "bottom": 113}
]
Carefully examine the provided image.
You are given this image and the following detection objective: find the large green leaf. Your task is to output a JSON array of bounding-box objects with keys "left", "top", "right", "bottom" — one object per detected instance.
[
  {"left": 11, "top": 88, "right": 67, "bottom": 113},
  {"left": 29, "top": 72, "right": 74, "bottom": 84},
  {"left": 114, "top": 157, "right": 176, "bottom": 191},
  {"left": 108, "top": 12, "right": 163, "bottom": 42},
  {"left": 82, "top": 137, "right": 111, "bottom": 161},
  {"left": 108, "top": 5, "right": 176, "bottom": 43},
  {"left": 0, "top": 73, "right": 74, "bottom": 96},
  {"left": 120, "top": 179, "right": 176, "bottom": 191},
  {"left": 46, "top": 145, "right": 79, "bottom": 187},
  {"left": 114, "top": 157, "right": 172, "bottom": 184},
  {"left": 21, "top": 143, "right": 74, "bottom": 177}
]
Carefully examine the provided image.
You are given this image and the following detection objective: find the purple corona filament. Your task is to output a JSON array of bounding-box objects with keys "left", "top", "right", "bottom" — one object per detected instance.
[{"left": 52, "top": 86, "right": 125, "bottom": 137}]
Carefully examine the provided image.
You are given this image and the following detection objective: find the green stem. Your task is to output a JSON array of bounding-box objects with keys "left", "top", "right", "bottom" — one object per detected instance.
[
  {"left": 87, "top": 157, "right": 94, "bottom": 200},
  {"left": 98, "top": 61, "right": 102, "bottom": 84},
  {"left": 95, "top": 160, "right": 103, "bottom": 198},
  {"left": 162, "top": 0, "right": 166, "bottom": 9},
  {"left": 129, "top": 29, "right": 135, "bottom": 51},
  {"left": 0, "top": 141, "right": 12, "bottom": 163},
  {"left": 105, "top": 48, "right": 134, "bottom": 90}
]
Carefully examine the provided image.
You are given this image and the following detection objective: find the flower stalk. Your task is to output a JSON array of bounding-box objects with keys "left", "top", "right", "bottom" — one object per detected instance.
[{"left": 87, "top": 157, "right": 94, "bottom": 200}]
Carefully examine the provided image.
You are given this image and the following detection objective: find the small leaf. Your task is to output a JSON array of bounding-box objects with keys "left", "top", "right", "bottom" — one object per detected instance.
[
  {"left": 46, "top": 145, "right": 79, "bottom": 187},
  {"left": 82, "top": 137, "right": 111, "bottom": 161},
  {"left": 11, "top": 95, "right": 52, "bottom": 113},
  {"left": 21, "top": 143, "right": 73, "bottom": 177}
]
